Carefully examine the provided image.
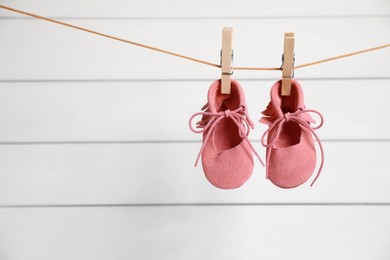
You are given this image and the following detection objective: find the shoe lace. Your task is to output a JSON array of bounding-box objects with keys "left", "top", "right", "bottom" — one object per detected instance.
[
  {"left": 260, "top": 109, "right": 324, "bottom": 187},
  {"left": 189, "top": 105, "right": 265, "bottom": 167}
]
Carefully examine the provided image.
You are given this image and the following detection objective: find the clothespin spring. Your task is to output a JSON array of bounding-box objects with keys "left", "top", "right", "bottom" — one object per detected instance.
[
  {"left": 220, "top": 50, "right": 234, "bottom": 76},
  {"left": 280, "top": 53, "right": 295, "bottom": 79}
]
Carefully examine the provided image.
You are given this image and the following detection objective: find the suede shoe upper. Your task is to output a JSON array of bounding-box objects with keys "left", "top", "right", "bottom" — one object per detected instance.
[
  {"left": 260, "top": 79, "right": 324, "bottom": 188},
  {"left": 190, "top": 79, "right": 264, "bottom": 189}
]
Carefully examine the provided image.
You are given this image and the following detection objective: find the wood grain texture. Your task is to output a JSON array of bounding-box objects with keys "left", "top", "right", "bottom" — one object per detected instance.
[
  {"left": 0, "top": 0, "right": 389, "bottom": 258},
  {"left": 0, "top": 80, "right": 389, "bottom": 141},
  {"left": 0, "top": 206, "right": 389, "bottom": 260},
  {"left": 1, "top": 0, "right": 389, "bottom": 18},
  {"left": 0, "top": 142, "right": 389, "bottom": 205},
  {"left": 0, "top": 19, "right": 389, "bottom": 80}
]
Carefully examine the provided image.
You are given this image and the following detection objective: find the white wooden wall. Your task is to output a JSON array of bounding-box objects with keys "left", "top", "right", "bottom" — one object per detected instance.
[{"left": 0, "top": 0, "right": 390, "bottom": 259}]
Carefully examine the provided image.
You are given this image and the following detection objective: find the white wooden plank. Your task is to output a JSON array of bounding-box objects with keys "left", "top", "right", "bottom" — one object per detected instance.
[
  {"left": 0, "top": 80, "right": 388, "bottom": 141},
  {"left": 0, "top": 18, "right": 389, "bottom": 80},
  {"left": 1, "top": 0, "right": 389, "bottom": 18},
  {"left": 0, "top": 142, "right": 389, "bottom": 205},
  {"left": 0, "top": 206, "right": 389, "bottom": 260}
]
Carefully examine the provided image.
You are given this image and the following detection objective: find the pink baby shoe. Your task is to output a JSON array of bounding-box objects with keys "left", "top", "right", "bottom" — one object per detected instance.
[
  {"left": 260, "top": 79, "right": 324, "bottom": 188},
  {"left": 189, "top": 79, "right": 264, "bottom": 189}
]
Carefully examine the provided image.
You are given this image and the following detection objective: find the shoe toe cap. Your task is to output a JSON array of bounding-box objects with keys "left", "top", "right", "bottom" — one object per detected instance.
[
  {"left": 202, "top": 140, "right": 254, "bottom": 189},
  {"left": 268, "top": 141, "right": 317, "bottom": 189}
]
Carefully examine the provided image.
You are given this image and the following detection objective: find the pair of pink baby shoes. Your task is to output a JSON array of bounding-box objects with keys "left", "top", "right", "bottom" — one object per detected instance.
[{"left": 189, "top": 79, "right": 324, "bottom": 189}]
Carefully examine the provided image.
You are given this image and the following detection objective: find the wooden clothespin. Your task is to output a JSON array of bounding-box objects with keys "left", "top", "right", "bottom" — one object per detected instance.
[
  {"left": 281, "top": 32, "right": 295, "bottom": 96},
  {"left": 221, "top": 27, "right": 233, "bottom": 94}
]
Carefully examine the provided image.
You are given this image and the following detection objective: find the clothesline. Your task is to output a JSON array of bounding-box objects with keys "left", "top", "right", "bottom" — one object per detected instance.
[{"left": 1, "top": 4, "right": 390, "bottom": 71}]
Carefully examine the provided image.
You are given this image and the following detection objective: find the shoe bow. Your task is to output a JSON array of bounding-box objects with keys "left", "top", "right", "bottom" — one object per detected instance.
[{"left": 189, "top": 105, "right": 265, "bottom": 167}]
